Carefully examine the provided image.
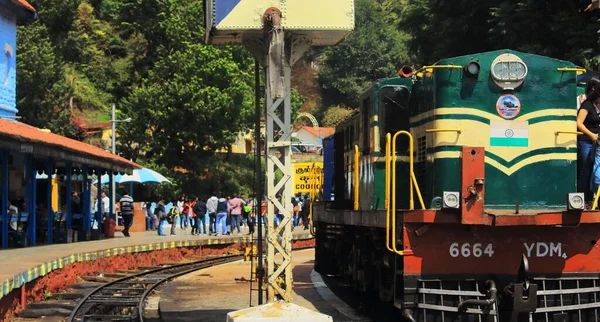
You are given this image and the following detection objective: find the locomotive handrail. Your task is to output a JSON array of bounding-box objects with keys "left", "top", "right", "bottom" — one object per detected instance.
[
  {"left": 309, "top": 163, "right": 319, "bottom": 235},
  {"left": 354, "top": 145, "right": 360, "bottom": 211},
  {"left": 425, "top": 128, "right": 462, "bottom": 134},
  {"left": 387, "top": 131, "right": 426, "bottom": 255},
  {"left": 555, "top": 130, "right": 583, "bottom": 135},
  {"left": 385, "top": 133, "right": 393, "bottom": 253},
  {"left": 557, "top": 67, "right": 586, "bottom": 75},
  {"left": 421, "top": 65, "right": 462, "bottom": 73},
  {"left": 593, "top": 184, "right": 600, "bottom": 211}
]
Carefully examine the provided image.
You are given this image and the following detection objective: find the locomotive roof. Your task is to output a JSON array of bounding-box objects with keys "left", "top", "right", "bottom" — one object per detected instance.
[{"left": 432, "top": 49, "right": 578, "bottom": 68}]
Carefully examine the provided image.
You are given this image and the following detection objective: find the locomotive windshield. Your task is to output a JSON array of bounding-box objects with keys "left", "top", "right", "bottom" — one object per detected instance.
[{"left": 379, "top": 85, "right": 410, "bottom": 152}]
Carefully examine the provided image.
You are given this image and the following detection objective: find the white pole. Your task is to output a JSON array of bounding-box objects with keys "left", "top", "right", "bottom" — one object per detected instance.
[{"left": 111, "top": 103, "right": 117, "bottom": 224}]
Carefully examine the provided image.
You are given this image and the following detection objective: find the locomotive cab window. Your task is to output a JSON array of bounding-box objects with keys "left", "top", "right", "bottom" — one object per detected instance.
[
  {"left": 361, "top": 97, "right": 371, "bottom": 155},
  {"left": 379, "top": 86, "right": 410, "bottom": 152}
]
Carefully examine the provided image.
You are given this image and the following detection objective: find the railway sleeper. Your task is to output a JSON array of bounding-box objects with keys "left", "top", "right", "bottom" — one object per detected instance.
[
  {"left": 83, "top": 314, "right": 135, "bottom": 320},
  {"left": 18, "top": 306, "right": 72, "bottom": 318}
]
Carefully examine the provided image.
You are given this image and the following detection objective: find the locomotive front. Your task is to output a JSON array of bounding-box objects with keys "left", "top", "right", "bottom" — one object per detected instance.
[
  {"left": 398, "top": 50, "right": 600, "bottom": 322},
  {"left": 314, "top": 50, "right": 600, "bottom": 322}
]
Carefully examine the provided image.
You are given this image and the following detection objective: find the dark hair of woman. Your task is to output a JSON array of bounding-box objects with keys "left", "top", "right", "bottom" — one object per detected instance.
[{"left": 586, "top": 76, "right": 600, "bottom": 101}]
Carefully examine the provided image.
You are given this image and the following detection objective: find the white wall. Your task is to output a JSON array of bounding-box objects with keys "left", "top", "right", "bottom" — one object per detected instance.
[{"left": 294, "top": 129, "right": 320, "bottom": 146}]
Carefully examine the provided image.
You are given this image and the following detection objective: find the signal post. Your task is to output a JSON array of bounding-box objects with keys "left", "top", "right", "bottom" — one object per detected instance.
[{"left": 204, "top": 0, "right": 354, "bottom": 306}]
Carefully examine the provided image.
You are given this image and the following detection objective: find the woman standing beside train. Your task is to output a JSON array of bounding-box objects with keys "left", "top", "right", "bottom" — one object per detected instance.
[{"left": 576, "top": 77, "right": 600, "bottom": 203}]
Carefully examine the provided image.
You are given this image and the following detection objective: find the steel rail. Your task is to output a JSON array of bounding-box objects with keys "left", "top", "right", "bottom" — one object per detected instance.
[
  {"left": 68, "top": 254, "right": 243, "bottom": 322},
  {"left": 136, "top": 256, "right": 241, "bottom": 322}
]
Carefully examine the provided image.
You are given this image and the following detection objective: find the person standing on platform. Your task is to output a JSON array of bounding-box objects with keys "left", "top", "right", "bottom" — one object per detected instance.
[
  {"left": 71, "top": 192, "right": 82, "bottom": 214},
  {"left": 301, "top": 196, "right": 311, "bottom": 230},
  {"left": 229, "top": 194, "right": 246, "bottom": 235},
  {"left": 193, "top": 197, "right": 207, "bottom": 235},
  {"left": 177, "top": 195, "right": 187, "bottom": 230},
  {"left": 246, "top": 194, "right": 256, "bottom": 235},
  {"left": 225, "top": 196, "right": 232, "bottom": 235},
  {"left": 145, "top": 202, "right": 155, "bottom": 231},
  {"left": 98, "top": 192, "right": 110, "bottom": 220},
  {"left": 119, "top": 191, "right": 134, "bottom": 237},
  {"left": 189, "top": 197, "right": 198, "bottom": 235},
  {"left": 155, "top": 200, "right": 167, "bottom": 236},
  {"left": 216, "top": 196, "right": 229, "bottom": 236},
  {"left": 168, "top": 203, "right": 179, "bottom": 236},
  {"left": 206, "top": 194, "right": 218, "bottom": 234},
  {"left": 93, "top": 192, "right": 109, "bottom": 228}
]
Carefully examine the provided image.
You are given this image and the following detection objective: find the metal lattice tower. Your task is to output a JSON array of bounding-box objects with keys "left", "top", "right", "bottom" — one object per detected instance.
[
  {"left": 261, "top": 24, "right": 311, "bottom": 301},
  {"left": 204, "top": 0, "right": 354, "bottom": 304}
]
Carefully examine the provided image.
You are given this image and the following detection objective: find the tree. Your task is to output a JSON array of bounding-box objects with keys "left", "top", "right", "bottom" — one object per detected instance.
[
  {"left": 401, "top": 0, "right": 496, "bottom": 66},
  {"left": 118, "top": 43, "right": 254, "bottom": 172},
  {"left": 400, "top": 0, "right": 600, "bottom": 69},
  {"left": 317, "top": 0, "right": 411, "bottom": 108},
  {"left": 487, "top": 0, "right": 600, "bottom": 68},
  {"left": 321, "top": 105, "right": 357, "bottom": 127},
  {"left": 16, "top": 22, "right": 84, "bottom": 139}
]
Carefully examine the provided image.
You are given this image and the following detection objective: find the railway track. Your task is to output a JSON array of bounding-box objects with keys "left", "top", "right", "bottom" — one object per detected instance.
[{"left": 68, "top": 254, "right": 244, "bottom": 322}]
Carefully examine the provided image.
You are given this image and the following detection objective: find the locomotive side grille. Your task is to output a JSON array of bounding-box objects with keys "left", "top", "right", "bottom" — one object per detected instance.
[
  {"left": 533, "top": 276, "right": 600, "bottom": 322},
  {"left": 416, "top": 136, "right": 427, "bottom": 163},
  {"left": 416, "top": 279, "right": 499, "bottom": 322},
  {"left": 415, "top": 136, "right": 427, "bottom": 195}
]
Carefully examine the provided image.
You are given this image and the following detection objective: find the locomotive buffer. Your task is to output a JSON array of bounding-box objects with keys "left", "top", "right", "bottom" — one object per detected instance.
[{"left": 203, "top": 0, "right": 355, "bottom": 318}]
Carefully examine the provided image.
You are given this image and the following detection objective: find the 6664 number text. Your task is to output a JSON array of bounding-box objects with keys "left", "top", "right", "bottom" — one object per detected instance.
[{"left": 449, "top": 243, "right": 494, "bottom": 258}]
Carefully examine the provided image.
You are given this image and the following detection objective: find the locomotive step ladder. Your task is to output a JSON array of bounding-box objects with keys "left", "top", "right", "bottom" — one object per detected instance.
[{"left": 385, "top": 131, "right": 425, "bottom": 256}]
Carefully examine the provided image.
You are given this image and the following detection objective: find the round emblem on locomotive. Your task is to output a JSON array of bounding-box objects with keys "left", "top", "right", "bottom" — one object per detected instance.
[
  {"left": 505, "top": 129, "right": 514, "bottom": 138},
  {"left": 496, "top": 94, "right": 521, "bottom": 119}
]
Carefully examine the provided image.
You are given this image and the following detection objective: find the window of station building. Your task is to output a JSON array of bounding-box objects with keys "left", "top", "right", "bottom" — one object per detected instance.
[{"left": 379, "top": 86, "right": 410, "bottom": 153}]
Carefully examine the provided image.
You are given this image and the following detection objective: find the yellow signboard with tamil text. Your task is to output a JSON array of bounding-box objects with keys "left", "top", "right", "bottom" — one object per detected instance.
[{"left": 294, "top": 162, "right": 323, "bottom": 195}]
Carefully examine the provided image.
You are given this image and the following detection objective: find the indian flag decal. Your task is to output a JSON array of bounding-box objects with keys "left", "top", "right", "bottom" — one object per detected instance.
[{"left": 490, "top": 120, "right": 528, "bottom": 147}]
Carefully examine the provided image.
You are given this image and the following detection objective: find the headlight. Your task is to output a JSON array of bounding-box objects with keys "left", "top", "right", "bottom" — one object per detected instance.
[
  {"left": 567, "top": 193, "right": 585, "bottom": 210},
  {"left": 490, "top": 53, "right": 528, "bottom": 90},
  {"left": 464, "top": 61, "right": 480, "bottom": 77},
  {"left": 443, "top": 191, "right": 460, "bottom": 209}
]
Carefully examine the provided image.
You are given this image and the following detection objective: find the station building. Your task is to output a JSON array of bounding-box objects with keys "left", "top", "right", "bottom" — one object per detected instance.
[{"left": 0, "top": 0, "right": 140, "bottom": 248}]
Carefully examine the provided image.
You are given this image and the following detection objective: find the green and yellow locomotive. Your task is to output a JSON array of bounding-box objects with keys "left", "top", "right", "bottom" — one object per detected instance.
[{"left": 314, "top": 49, "right": 600, "bottom": 322}]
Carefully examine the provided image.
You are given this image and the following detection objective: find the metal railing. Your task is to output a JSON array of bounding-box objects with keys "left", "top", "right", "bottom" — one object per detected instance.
[
  {"left": 557, "top": 67, "right": 586, "bottom": 75},
  {"left": 555, "top": 130, "right": 582, "bottom": 135},
  {"left": 421, "top": 65, "right": 462, "bottom": 73},
  {"left": 593, "top": 185, "right": 600, "bottom": 211},
  {"left": 308, "top": 163, "right": 320, "bottom": 235},
  {"left": 386, "top": 132, "right": 425, "bottom": 255},
  {"left": 425, "top": 128, "right": 462, "bottom": 134}
]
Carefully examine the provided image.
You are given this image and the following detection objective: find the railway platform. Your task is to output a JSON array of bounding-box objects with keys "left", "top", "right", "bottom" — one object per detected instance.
[
  {"left": 0, "top": 228, "right": 314, "bottom": 305},
  {"left": 159, "top": 248, "right": 370, "bottom": 322}
]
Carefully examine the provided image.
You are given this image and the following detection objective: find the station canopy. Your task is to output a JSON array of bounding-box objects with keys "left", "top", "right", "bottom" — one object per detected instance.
[{"left": 0, "top": 119, "right": 140, "bottom": 174}]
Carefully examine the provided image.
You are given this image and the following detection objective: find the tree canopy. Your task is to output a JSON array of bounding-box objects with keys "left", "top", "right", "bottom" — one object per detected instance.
[{"left": 15, "top": 0, "right": 600, "bottom": 195}]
